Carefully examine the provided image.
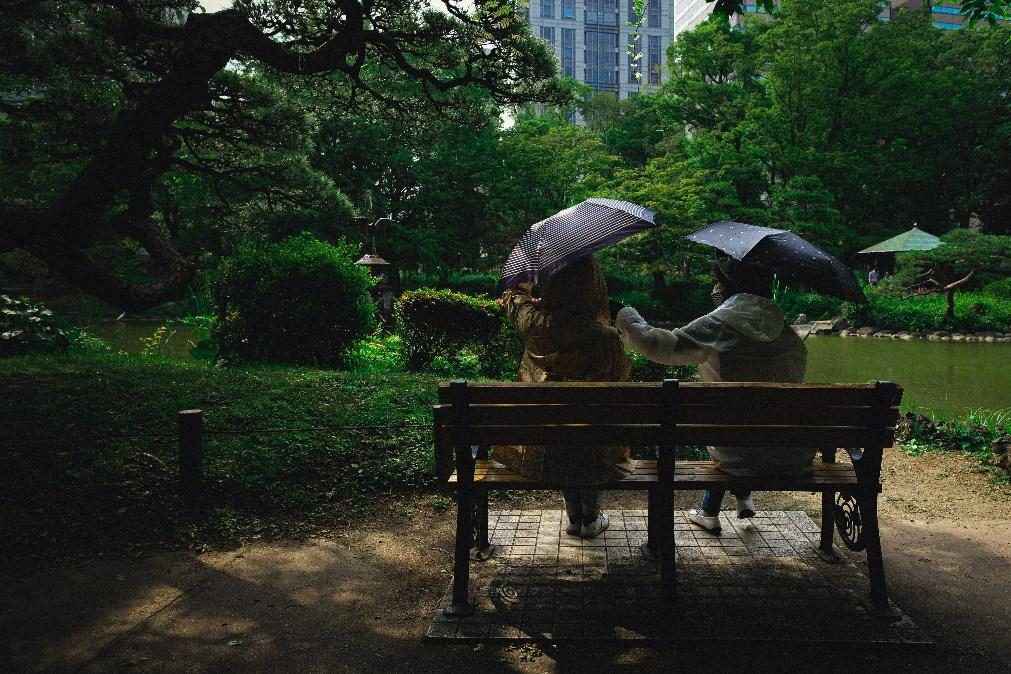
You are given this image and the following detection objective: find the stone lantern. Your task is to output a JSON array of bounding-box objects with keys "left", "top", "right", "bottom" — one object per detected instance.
[{"left": 355, "top": 218, "right": 397, "bottom": 321}]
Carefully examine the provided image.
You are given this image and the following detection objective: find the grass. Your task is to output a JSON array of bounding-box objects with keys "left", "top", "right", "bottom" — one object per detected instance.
[
  {"left": 896, "top": 405, "right": 1011, "bottom": 485},
  {"left": 0, "top": 353, "right": 442, "bottom": 570}
]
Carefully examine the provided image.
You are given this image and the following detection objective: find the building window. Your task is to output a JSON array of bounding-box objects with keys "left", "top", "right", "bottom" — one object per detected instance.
[
  {"left": 561, "top": 28, "right": 576, "bottom": 77},
  {"left": 932, "top": 20, "right": 963, "bottom": 29},
  {"left": 932, "top": 5, "right": 962, "bottom": 14},
  {"left": 563, "top": 0, "right": 576, "bottom": 19},
  {"left": 586, "top": 0, "right": 618, "bottom": 26},
  {"left": 628, "top": 0, "right": 641, "bottom": 23},
  {"left": 542, "top": 0, "right": 555, "bottom": 18},
  {"left": 627, "top": 34, "right": 641, "bottom": 84},
  {"left": 648, "top": 34, "right": 661, "bottom": 85},
  {"left": 585, "top": 29, "right": 619, "bottom": 90},
  {"left": 648, "top": 0, "right": 660, "bottom": 27},
  {"left": 540, "top": 25, "right": 556, "bottom": 46}
]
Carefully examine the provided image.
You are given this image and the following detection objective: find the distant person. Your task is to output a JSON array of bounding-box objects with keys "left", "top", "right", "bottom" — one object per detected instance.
[
  {"left": 868, "top": 267, "right": 880, "bottom": 285},
  {"left": 616, "top": 256, "right": 813, "bottom": 533},
  {"left": 496, "top": 256, "right": 632, "bottom": 538}
]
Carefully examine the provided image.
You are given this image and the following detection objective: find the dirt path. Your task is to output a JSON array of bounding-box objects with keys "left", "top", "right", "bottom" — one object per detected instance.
[{"left": 3, "top": 448, "right": 1009, "bottom": 673}]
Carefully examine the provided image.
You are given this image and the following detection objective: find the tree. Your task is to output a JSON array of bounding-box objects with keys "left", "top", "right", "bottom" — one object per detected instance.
[{"left": 0, "top": 1, "right": 566, "bottom": 310}]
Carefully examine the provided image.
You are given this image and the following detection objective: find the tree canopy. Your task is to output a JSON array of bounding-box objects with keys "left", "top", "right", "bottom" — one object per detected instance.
[{"left": 0, "top": 0, "right": 567, "bottom": 309}]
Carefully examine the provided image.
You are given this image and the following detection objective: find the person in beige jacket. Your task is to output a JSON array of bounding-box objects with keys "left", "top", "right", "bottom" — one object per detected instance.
[
  {"left": 496, "top": 255, "right": 632, "bottom": 538},
  {"left": 616, "top": 256, "right": 812, "bottom": 533}
]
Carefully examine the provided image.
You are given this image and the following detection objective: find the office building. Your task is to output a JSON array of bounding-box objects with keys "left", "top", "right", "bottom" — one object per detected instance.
[{"left": 526, "top": 0, "right": 674, "bottom": 100}]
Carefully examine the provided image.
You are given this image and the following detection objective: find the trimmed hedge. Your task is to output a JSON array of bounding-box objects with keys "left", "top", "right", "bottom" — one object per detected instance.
[
  {"left": 394, "top": 288, "right": 520, "bottom": 378},
  {"left": 212, "top": 232, "right": 376, "bottom": 367}
]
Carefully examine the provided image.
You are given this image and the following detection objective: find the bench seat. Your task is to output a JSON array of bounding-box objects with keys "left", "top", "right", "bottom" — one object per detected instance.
[{"left": 448, "top": 458, "right": 861, "bottom": 491}]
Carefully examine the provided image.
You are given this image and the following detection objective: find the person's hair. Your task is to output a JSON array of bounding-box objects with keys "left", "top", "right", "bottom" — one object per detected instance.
[
  {"left": 541, "top": 256, "right": 610, "bottom": 324},
  {"left": 714, "top": 256, "right": 773, "bottom": 298}
]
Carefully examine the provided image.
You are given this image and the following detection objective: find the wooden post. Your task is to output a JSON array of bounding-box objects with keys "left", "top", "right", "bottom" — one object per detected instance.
[{"left": 178, "top": 409, "right": 204, "bottom": 506}]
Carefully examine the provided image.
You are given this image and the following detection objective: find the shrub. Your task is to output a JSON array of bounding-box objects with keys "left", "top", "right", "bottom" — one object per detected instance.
[
  {"left": 212, "top": 233, "right": 376, "bottom": 367},
  {"left": 982, "top": 277, "right": 1011, "bottom": 300},
  {"left": 842, "top": 292, "right": 1011, "bottom": 332},
  {"left": 395, "top": 288, "right": 520, "bottom": 378},
  {"left": 0, "top": 295, "right": 69, "bottom": 357},
  {"left": 400, "top": 271, "right": 498, "bottom": 297},
  {"left": 775, "top": 288, "right": 843, "bottom": 324}
]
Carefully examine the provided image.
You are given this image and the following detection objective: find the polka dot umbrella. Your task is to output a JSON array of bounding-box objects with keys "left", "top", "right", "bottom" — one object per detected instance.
[
  {"left": 685, "top": 221, "right": 866, "bottom": 303},
  {"left": 499, "top": 198, "right": 656, "bottom": 291}
]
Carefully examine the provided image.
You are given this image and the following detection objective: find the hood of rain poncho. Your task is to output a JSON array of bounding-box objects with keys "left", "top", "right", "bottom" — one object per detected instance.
[{"left": 703, "top": 293, "right": 788, "bottom": 345}]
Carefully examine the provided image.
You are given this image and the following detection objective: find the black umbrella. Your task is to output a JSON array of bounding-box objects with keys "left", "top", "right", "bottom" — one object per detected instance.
[
  {"left": 499, "top": 198, "right": 655, "bottom": 291},
  {"left": 685, "top": 221, "right": 866, "bottom": 303}
]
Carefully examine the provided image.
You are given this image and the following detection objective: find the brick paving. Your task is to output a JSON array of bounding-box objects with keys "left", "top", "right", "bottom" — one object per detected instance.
[{"left": 427, "top": 509, "right": 931, "bottom": 645}]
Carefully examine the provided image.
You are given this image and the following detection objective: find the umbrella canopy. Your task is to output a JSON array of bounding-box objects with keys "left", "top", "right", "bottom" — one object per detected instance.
[
  {"left": 499, "top": 198, "right": 655, "bottom": 291},
  {"left": 685, "top": 221, "right": 866, "bottom": 303},
  {"left": 857, "top": 226, "right": 943, "bottom": 254}
]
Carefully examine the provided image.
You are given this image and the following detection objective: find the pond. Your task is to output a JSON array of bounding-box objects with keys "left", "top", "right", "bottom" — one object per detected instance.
[
  {"left": 88, "top": 321, "right": 201, "bottom": 361},
  {"left": 88, "top": 321, "right": 1010, "bottom": 419},
  {"left": 805, "top": 335, "right": 1011, "bottom": 418}
]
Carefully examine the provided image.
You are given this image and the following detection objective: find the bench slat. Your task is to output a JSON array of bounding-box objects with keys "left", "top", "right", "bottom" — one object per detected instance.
[
  {"left": 435, "top": 424, "right": 891, "bottom": 448},
  {"left": 434, "top": 403, "right": 898, "bottom": 428},
  {"left": 438, "top": 381, "right": 893, "bottom": 407},
  {"left": 449, "top": 459, "right": 860, "bottom": 490}
]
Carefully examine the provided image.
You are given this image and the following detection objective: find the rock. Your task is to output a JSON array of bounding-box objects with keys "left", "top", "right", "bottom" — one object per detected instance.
[
  {"left": 812, "top": 320, "right": 836, "bottom": 335},
  {"left": 951, "top": 334, "right": 966, "bottom": 342},
  {"left": 909, "top": 332, "right": 925, "bottom": 339},
  {"left": 856, "top": 327, "right": 877, "bottom": 337},
  {"left": 976, "top": 331, "right": 1002, "bottom": 339},
  {"left": 927, "top": 334, "right": 942, "bottom": 341},
  {"left": 874, "top": 331, "right": 893, "bottom": 338},
  {"left": 992, "top": 436, "right": 1011, "bottom": 475},
  {"left": 941, "top": 336, "right": 951, "bottom": 341},
  {"left": 931, "top": 331, "right": 950, "bottom": 338},
  {"left": 899, "top": 333, "right": 915, "bottom": 340},
  {"left": 896, "top": 412, "right": 936, "bottom": 441},
  {"left": 830, "top": 317, "right": 849, "bottom": 331},
  {"left": 965, "top": 335, "right": 979, "bottom": 342},
  {"left": 839, "top": 329, "right": 852, "bottom": 337},
  {"left": 793, "top": 313, "right": 808, "bottom": 325}
]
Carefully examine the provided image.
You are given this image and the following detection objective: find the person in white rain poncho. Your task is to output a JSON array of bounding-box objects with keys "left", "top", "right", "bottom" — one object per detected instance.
[{"left": 615, "top": 256, "right": 814, "bottom": 533}]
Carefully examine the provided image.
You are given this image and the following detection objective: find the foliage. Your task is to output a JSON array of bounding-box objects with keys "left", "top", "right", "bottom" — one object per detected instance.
[
  {"left": 212, "top": 233, "right": 376, "bottom": 367},
  {"left": 400, "top": 271, "right": 499, "bottom": 297},
  {"left": 394, "top": 288, "right": 520, "bottom": 378},
  {"left": 982, "top": 277, "right": 1011, "bottom": 299},
  {"left": 345, "top": 331, "right": 405, "bottom": 374},
  {"left": 841, "top": 290, "right": 1011, "bottom": 332},
  {"left": 0, "top": 295, "right": 69, "bottom": 357},
  {"left": 897, "top": 408, "right": 1010, "bottom": 480},
  {"left": 627, "top": 350, "right": 699, "bottom": 382},
  {"left": 0, "top": 353, "right": 443, "bottom": 564},
  {"left": 0, "top": 0, "right": 568, "bottom": 309},
  {"left": 775, "top": 288, "right": 843, "bottom": 323}
]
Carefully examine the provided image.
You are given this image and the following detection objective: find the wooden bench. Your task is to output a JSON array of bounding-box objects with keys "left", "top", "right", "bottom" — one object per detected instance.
[{"left": 433, "top": 379, "right": 902, "bottom": 618}]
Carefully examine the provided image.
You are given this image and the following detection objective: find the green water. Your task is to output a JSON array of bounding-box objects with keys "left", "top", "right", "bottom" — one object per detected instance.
[
  {"left": 805, "top": 335, "right": 1011, "bottom": 418},
  {"left": 88, "top": 321, "right": 200, "bottom": 360}
]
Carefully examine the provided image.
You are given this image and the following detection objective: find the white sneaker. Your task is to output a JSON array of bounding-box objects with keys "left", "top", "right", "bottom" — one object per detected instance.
[
  {"left": 565, "top": 517, "right": 581, "bottom": 536},
  {"left": 580, "top": 513, "right": 609, "bottom": 538},
  {"left": 736, "top": 495, "right": 756, "bottom": 519},
  {"left": 688, "top": 509, "right": 721, "bottom": 533}
]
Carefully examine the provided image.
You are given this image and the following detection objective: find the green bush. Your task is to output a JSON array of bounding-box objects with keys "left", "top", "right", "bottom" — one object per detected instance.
[
  {"left": 394, "top": 288, "right": 520, "bottom": 378},
  {"left": 0, "top": 295, "right": 69, "bottom": 356},
  {"left": 212, "top": 232, "right": 376, "bottom": 367},
  {"left": 775, "top": 288, "right": 843, "bottom": 324},
  {"left": 400, "top": 271, "right": 498, "bottom": 297},
  {"left": 982, "top": 277, "right": 1011, "bottom": 300},
  {"left": 844, "top": 291, "right": 1011, "bottom": 332},
  {"left": 627, "top": 350, "right": 698, "bottom": 382}
]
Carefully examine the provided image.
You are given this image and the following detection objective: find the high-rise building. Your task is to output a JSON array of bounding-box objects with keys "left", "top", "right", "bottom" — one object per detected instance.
[{"left": 526, "top": 0, "right": 674, "bottom": 100}]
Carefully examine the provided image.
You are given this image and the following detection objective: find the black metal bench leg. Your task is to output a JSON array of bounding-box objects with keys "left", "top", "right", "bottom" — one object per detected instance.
[
  {"left": 471, "top": 488, "right": 496, "bottom": 561},
  {"left": 658, "top": 482, "right": 675, "bottom": 605},
  {"left": 817, "top": 490, "right": 841, "bottom": 562},
  {"left": 641, "top": 486, "right": 660, "bottom": 560},
  {"left": 858, "top": 490, "right": 898, "bottom": 618},
  {"left": 447, "top": 485, "right": 475, "bottom": 617}
]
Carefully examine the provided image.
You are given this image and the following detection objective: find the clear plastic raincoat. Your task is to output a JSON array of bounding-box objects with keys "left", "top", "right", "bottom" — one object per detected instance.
[{"left": 616, "top": 294, "right": 814, "bottom": 475}]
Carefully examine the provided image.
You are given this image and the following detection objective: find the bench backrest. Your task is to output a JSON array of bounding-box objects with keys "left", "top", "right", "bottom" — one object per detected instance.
[{"left": 432, "top": 381, "right": 902, "bottom": 482}]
